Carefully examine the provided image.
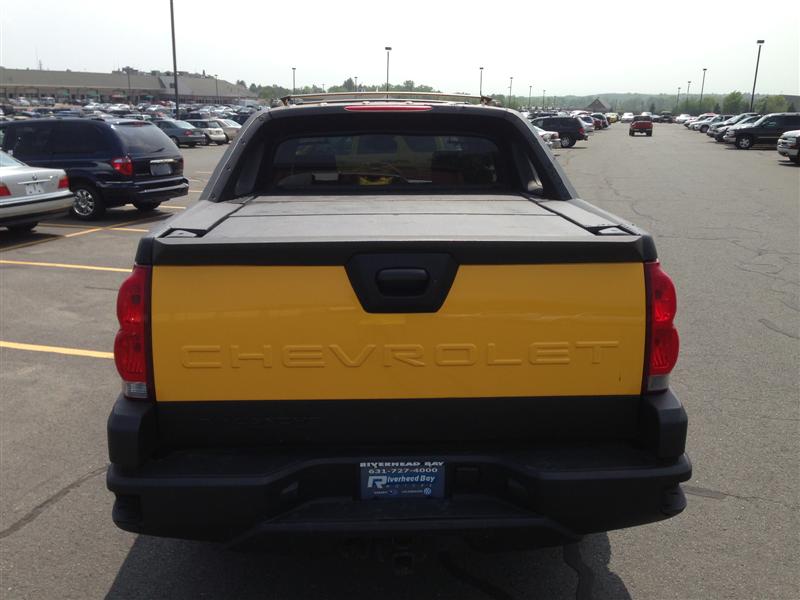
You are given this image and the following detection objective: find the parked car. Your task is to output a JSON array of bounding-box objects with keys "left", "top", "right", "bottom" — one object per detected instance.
[
  {"left": 715, "top": 115, "right": 761, "bottom": 141},
  {"left": 674, "top": 114, "right": 692, "bottom": 124},
  {"left": 721, "top": 116, "right": 762, "bottom": 143},
  {"left": 532, "top": 125, "right": 560, "bottom": 149},
  {"left": 529, "top": 116, "right": 588, "bottom": 148},
  {"left": 0, "top": 118, "right": 188, "bottom": 219},
  {"left": 576, "top": 114, "right": 595, "bottom": 133},
  {"left": 212, "top": 119, "right": 242, "bottom": 141},
  {"left": 605, "top": 112, "right": 619, "bottom": 123},
  {"left": 629, "top": 115, "right": 653, "bottom": 136},
  {"left": 776, "top": 130, "right": 800, "bottom": 164},
  {"left": 694, "top": 115, "right": 732, "bottom": 133},
  {"left": 731, "top": 113, "right": 800, "bottom": 149},
  {"left": 106, "top": 96, "right": 690, "bottom": 550},
  {"left": 152, "top": 119, "right": 205, "bottom": 147},
  {"left": 591, "top": 113, "right": 609, "bottom": 129},
  {"left": 707, "top": 113, "right": 757, "bottom": 137},
  {"left": 620, "top": 112, "right": 634, "bottom": 123},
  {"left": 185, "top": 119, "right": 227, "bottom": 145},
  {"left": 684, "top": 113, "right": 716, "bottom": 128},
  {"left": 659, "top": 111, "right": 674, "bottom": 124},
  {"left": 0, "top": 150, "right": 73, "bottom": 231}
]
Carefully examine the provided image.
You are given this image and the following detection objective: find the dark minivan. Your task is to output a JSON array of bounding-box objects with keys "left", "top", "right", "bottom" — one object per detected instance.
[
  {"left": 0, "top": 118, "right": 188, "bottom": 219},
  {"left": 529, "top": 116, "right": 588, "bottom": 148},
  {"left": 732, "top": 112, "right": 800, "bottom": 150}
]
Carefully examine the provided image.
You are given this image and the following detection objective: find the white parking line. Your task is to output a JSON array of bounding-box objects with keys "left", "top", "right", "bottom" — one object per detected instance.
[{"left": 1, "top": 340, "right": 113, "bottom": 360}]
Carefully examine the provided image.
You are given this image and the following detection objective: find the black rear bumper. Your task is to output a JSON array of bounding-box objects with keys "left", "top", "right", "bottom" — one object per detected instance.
[
  {"left": 107, "top": 392, "right": 691, "bottom": 547},
  {"left": 98, "top": 177, "right": 189, "bottom": 207}
]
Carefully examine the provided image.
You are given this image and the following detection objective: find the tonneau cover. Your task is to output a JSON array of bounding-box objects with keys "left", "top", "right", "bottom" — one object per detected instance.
[{"left": 209, "top": 195, "right": 589, "bottom": 241}]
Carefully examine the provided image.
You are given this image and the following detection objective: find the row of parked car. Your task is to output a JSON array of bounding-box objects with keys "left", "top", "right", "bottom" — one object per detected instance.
[
  {"left": 523, "top": 111, "right": 615, "bottom": 148},
  {"left": 1, "top": 101, "right": 263, "bottom": 128},
  {"left": 0, "top": 116, "right": 192, "bottom": 226},
  {"left": 679, "top": 111, "right": 800, "bottom": 163}
]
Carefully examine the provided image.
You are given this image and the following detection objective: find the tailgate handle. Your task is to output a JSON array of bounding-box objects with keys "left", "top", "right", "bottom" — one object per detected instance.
[{"left": 376, "top": 268, "right": 429, "bottom": 296}]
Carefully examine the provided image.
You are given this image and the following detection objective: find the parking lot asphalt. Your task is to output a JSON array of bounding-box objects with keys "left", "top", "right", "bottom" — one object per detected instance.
[{"left": 1, "top": 126, "right": 798, "bottom": 599}]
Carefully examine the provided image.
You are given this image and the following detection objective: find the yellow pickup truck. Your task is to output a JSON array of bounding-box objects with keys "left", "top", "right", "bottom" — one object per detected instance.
[{"left": 107, "top": 96, "right": 690, "bottom": 551}]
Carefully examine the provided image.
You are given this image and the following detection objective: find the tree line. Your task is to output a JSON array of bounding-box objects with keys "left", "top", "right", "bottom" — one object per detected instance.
[
  {"left": 232, "top": 78, "right": 795, "bottom": 115},
  {"left": 233, "top": 78, "right": 439, "bottom": 103}
]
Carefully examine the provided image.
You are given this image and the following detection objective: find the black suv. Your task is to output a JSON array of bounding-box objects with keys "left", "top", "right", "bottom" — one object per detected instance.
[
  {"left": 529, "top": 116, "right": 588, "bottom": 148},
  {"left": 732, "top": 112, "right": 800, "bottom": 150},
  {"left": 0, "top": 118, "right": 188, "bottom": 219}
]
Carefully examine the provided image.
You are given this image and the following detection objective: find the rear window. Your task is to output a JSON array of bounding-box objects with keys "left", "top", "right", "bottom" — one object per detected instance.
[
  {"left": 114, "top": 122, "right": 176, "bottom": 154},
  {"left": 270, "top": 134, "right": 501, "bottom": 190},
  {"left": 633, "top": 116, "right": 652, "bottom": 122},
  {"left": 0, "top": 151, "right": 23, "bottom": 167}
]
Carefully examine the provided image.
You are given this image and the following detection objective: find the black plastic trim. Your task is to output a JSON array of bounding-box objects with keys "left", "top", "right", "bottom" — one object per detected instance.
[
  {"left": 107, "top": 395, "right": 158, "bottom": 468},
  {"left": 145, "top": 236, "right": 655, "bottom": 266},
  {"left": 638, "top": 390, "right": 688, "bottom": 458},
  {"left": 153, "top": 395, "right": 643, "bottom": 448},
  {"left": 346, "top": 253, "right": 458, "bottom": 312},
  {"left": 106, "top": 447, "right": 691, "bottom": 544}
]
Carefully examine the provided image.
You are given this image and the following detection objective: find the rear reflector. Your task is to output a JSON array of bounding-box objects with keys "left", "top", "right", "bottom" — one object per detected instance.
[
  {"left": 344, "top": 105, "right": 432, "bottom": 112},
  {"left": 644, "top": 261, "right": 679, "bottom": 392},
  {"left": 114, "top": 265, "right": 151, "bottom": 399}
]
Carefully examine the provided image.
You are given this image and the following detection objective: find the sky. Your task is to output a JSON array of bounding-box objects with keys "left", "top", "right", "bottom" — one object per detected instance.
[{"left": 1, "top": 0, "right": 798, "bottom": 97}]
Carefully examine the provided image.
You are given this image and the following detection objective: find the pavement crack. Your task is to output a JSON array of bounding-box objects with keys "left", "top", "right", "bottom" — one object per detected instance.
[
  {"left": 758, "top": 318, "right": 799, "bottom": 340},
  {"left": 0, "top": 466, "right": 106, "bottom": 540},
  {"left": 683, "top": 485, "right": 799, "bottom": 510}
]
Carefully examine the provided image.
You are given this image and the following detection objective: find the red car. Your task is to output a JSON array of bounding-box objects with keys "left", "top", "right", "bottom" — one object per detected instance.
[{"left": 629, "top": 115, "right": 653, "bottom": 137}]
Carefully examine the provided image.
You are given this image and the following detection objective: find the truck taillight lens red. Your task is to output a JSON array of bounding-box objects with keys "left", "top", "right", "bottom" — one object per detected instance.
[
  {"left": 644, "top": 261, "right": 679, "bottom": 392},
  {"left": 114, "top": 265, "right": 152, "bottom": 399},
  {"left": 111, "top": 156, "right": 133, "bottom": 177}
]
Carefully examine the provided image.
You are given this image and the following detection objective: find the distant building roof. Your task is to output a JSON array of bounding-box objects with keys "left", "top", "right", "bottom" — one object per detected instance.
[
  {"left": 0, "top": 67, "right": 256, "bottom": 98},
  {"left": 584, "top": 98, "right": 611, "bottom": 112}
]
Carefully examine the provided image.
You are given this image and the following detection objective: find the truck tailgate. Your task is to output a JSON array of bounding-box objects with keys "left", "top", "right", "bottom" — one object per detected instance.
[{"left": 149, "top": 196, "right": 646, "bottom": 402}]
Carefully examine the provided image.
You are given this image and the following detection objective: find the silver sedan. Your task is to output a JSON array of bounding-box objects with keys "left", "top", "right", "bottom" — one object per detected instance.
[
  {"left": 0, "top": 151, "right": 74, "bottom": 232},
  {"left": 212, "top": 118, "right": 242, "bottom": 141}
]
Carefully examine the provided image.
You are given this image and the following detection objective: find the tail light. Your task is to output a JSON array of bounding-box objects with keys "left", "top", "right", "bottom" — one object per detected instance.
[
  {"left": 58, "top": 175, "right": 69, "bottom": 189},
  {"left": 114, "top": 265, "right": 152, "bottom": 400},
  {"left": 579, "top": 127, "right": 585, "bottom": 135},
  {"left": 644, "top": 261, "right": 679, "bottom": 392},
  {"left": 0, "top": 183, "right": 10, "bottom": 197},
  {"left": 344, "top": 105, "right": 432, "bottom": 112},
  {"left": 175, "top": 157, "right": 184, "bottom": 175},
  {"left": 111, "top": 156, "right": 133, "bottom": 177}
]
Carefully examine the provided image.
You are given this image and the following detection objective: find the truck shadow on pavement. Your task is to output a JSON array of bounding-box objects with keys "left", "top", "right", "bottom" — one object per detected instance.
[{"left": 106, "top": 532, "right": 631, "bottom": 600}]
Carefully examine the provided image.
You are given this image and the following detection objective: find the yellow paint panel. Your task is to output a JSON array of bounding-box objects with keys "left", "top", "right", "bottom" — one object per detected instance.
[{"left": 152, "top": 264, "right": 645, "bottom": 401}]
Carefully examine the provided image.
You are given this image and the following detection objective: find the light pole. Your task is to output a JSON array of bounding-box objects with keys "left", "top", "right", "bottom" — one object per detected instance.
[
  {"left": 508, "top": 77, "right": 513, "bottom": 109},
  {"left": 354, "top": 76, "right": 358, "bottom": 92},
  {"left": 322, "top": 83, "right": 325, "bottom": 93},
  {"left": 542, "top": 89, "right": 546, "bottom": 108},
  {"left": 385, "top": 46, "right": 392, "bottom": 94},
  {"left": 214, "top": 74, "right": 219, "bottom": 104},
  {"left": 528, "top": 85, "right": 532, "bottom": 109},
  {"left": 126, "top": 68, "right": 132, "bottom": 104},
  {"left": 699, "top": 68, "right": 707, "bottom": 108},
  {"left": 169, "top": 0, "right": 179, "bottom": 118},
  {"left": 676, "top": 86, "right": 681, "bottom": 107},
  {"left": 479, "top": 66, "right": 484, "bottom": 96},
  {"left": 685, "top": 80, "right": 691, "bottom": 111},
  {"left": 292, "top": 67, "right": 296, "bottom": 94},
  {"left": 750, "top": 40, "right": 765, "bottom": 111}
]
